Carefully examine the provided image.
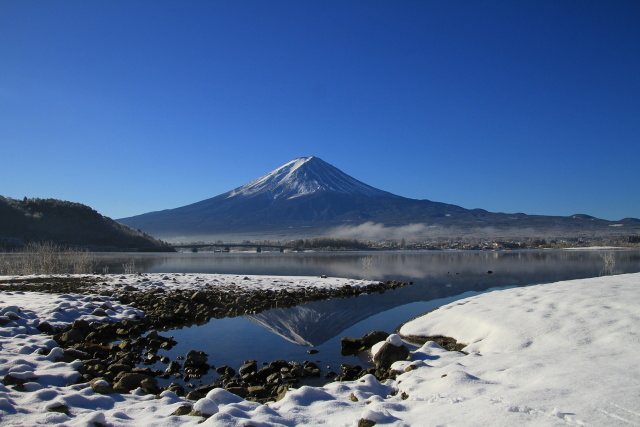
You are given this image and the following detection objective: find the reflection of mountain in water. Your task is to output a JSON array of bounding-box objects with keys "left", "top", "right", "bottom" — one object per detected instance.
[
  {"left": 242, "top": 250, "right": 640, "bottom": 346},
  {"left": 242, "top": 276, "right": 503, "bottom": 346}
]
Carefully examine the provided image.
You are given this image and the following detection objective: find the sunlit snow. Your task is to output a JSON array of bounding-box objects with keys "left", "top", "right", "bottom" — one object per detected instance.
[
  {"left": 0, "top": 272, "right": 638, "bottom": 426},
  {"left": 226, "top": 156, "right": 396, "bottom": 201}
]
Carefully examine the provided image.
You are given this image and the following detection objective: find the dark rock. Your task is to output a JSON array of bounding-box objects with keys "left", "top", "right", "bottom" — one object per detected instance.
[
  {"left": 71, "top": 319, "right": 90, "bottom": 331},
  {"left": 170, "top": 405, "right": 192, "bottom": 416},
  {"left": 373, "top": 342, "right": 410, "bottom": 370},
  {"left": 184, "top": 350, "right": 209, "bottom": 368},
  {"left": 272, "top": 384, "right": 290, "bottom": 401},
  {"left": 36, "top": 321, "right": 55, "bottom": 334},
  {"left": 215, "top": 365, "right": 235, "bottom": 377},
  {"left": 341, "top": 337, "right": 363, "bottom": 355},
  {"left": 226, "top": 386, "right": 249, "bottom": 398},
  {"left": 336, "top": 364, "right": 363, "bottom": 381},
  {"left": 190, "top": 291, "right": 207, "bottom": 303},
  {"left": 248, "top": 385, "right": 270, "bottom": 399},
  {"left": 185, "top": 390, "right": 205, "bottom": 400},
  {"left": 60, "top": 328, "right": 85, "bottom": 345},
  {"left": 46, "top": 403, "right": 71, "bottom": 415},
  {"left": 90, "top": 378, "right": 114, "bottom": 394},
  {"left": 107, "top": 364, "right": 132, "bottom": 375},
  {"left": 269, "top": 360, "right": 289, "bottom": 371},
  {"left": 324, "top": 370, "right": 337, "bottom": 379},
  {"left": 113, "top": 372, "right": 157, "bottom": 393},
  {"left": 361, "top": 331, "right": 390, "bottom": 347},
  {"left": 5, "top": 312, "right": 20, "bottom": 321},
  {"left": 266, "top": 373, "right": 282, "bottom": 384},
  {"left": 4, "top": 372, "right": 38, "bottom": 386},
  {"left": 60, "top": 348, "right": 91, "bottom": 362},
  {"left": 358, "top": 419, "right": 377, "bottom": 427},
  {"left": 167, "top": 382, "right": 185, "bottom": 396},
  {"left": 239, "top": 361, "right": 258, "bottom": 376},
  {"left": 166, "top": 361, "right": 181, "bottom": 374},
  {"left": 91, "top": 308, "right": 108, "bottom": 317},
  {"left": 140, "top": 377, "right": 159, "bottom": 394}
]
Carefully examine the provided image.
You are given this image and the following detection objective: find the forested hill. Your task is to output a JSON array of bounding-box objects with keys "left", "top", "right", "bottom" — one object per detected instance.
[{"left": 0, "top": 196, "right": 174, "bottom": 251}]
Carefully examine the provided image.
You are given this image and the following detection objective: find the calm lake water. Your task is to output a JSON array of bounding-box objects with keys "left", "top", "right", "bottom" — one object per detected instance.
[{"left": 95, "top": 250, "right": 640, "bottom": 386}]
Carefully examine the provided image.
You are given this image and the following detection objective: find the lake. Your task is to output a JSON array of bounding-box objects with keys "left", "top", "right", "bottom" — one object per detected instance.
[{"left": 94, "top": 250, "right": 640, "bottom": 386}]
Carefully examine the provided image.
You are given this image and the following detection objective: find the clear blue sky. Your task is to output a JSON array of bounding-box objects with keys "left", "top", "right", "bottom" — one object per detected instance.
[{"left": 2, "top": 1, "right": 639, "bottom": 221}]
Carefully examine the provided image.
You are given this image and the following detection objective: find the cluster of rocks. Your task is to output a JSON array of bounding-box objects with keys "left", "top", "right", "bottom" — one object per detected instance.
[
  {"left": 112, "top": 280, "right": 412, "bottom": 331},
  {"left": 340, "top": 331, "right": 412, "bottom": 382},
  {"left": 2, "top": 276, "right": 419, "bottom": 405}
]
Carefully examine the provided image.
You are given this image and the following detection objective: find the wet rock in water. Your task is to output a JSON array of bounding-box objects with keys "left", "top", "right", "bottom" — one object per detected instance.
[
  {"left": 341, "top": 337, "right": 363, "bottom": 355},
  {"left": 184, "top": 350, "right": 210, "bottom": 375},
  {"left": 239, "top": 360, "right": 258, "bottom": 376},
  {"left": 341, "top": 330, "right": 389, "bottom": 355},
  {"left": 361, "top": 331, "right": 390, "bottom": 347},
  {"left": 325, "top": 370, "right": 337, "bottom": 379},
  {"left": 336, "top": 364, "right": 363, "bottom": 381},
  {"left": 215, "top": 365, "right": 235, "bottom": 378},
  {"left": 165, "top": 361, "right": 181, "bottom": 374},
  {"left": 303, "top": 361, "right": 321, "bottom": 377}
]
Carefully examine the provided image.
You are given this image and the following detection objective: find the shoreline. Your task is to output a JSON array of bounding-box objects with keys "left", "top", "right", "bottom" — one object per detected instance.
[
  {"left": 1, "top": 272, "right": 638, "bottom": 425},
  {"left": 0, "top": 274, "right": 412, "bottom": 405}
]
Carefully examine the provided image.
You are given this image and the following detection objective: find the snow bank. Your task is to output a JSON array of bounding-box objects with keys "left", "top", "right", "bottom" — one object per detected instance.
[
  {"left": 0, "top": 273, "right": 638, "bottom": 426},
  {"left": 397, "top": 272, "right": 640, "bottom": 425}
]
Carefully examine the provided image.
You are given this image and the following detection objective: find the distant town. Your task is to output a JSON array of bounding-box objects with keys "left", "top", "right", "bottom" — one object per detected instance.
[{"left": 174, "top": 235, "right": 640, "bottom": 253}]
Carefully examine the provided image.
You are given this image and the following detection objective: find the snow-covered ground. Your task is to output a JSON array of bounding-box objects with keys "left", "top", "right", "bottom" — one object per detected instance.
[{"left": 0, "top": 272, "right": 638, "bottom": 426}]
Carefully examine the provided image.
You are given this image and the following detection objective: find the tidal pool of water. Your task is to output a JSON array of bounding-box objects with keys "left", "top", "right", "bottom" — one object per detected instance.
[{"left": 95, "top": 250, "right": 640, "bottom": 386}]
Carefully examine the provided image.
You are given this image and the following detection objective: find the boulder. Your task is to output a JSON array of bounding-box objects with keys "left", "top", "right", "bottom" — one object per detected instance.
[
  {"left": 361, "top": 331, "right": 390, "bottom": 347},
  {"left": 372, "top": 338, "right": 410, "bottom": 370},
  {"left": 340, "top": 337, "right": 363, "bottom": 355}
]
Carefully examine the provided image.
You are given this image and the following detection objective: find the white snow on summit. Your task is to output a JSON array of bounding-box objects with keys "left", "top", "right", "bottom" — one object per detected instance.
[{"left": 226, "top": 156, "right": 395, "bottom": 201}]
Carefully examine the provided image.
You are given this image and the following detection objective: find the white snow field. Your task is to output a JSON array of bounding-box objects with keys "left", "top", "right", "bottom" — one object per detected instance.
[{"left": 0, "top": 272, "right": 638, "bottom": 426}]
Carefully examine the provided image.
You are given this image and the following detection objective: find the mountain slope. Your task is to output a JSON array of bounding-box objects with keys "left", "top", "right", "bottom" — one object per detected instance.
[
  {"left": 0, "top": 196, "right": 174, "bottom": 251},
  {"left": 117, "top": 157, "right": 639, "bottom": 240}
]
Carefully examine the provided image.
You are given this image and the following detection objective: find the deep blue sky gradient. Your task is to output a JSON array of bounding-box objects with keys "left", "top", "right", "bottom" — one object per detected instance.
[{"left": 1, "top": 1, "right": 639, "bottom": 221}]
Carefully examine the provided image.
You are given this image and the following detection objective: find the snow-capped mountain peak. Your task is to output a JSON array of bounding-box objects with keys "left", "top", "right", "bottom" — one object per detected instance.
[{"left": 226, "top": 156, "right": 394, "bottom": 201}]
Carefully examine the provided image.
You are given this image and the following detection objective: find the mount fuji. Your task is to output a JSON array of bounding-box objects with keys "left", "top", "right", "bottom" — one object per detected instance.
[{"left": 117, "top": 156, "right": 638, "bottom": 240}]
